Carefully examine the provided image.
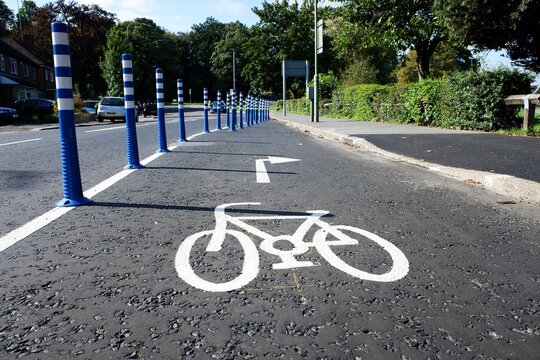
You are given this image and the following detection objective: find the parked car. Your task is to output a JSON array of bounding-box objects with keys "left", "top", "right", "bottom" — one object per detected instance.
[
  {"left": 0, "top": 106, "right": 19, "bottom": 124},
  {"left": 81, "top": 100, "right": 99, "bottom": 114},
  {"left": 15, "top": 98, "right": 55, "bottom": 116},
  {"left": 97, "top": 97, "right": 137, "bottom": 122},
  {"left": 210, "top": 101, "right": 226, "bottom": 114},
  {"left": 142, "top": 102, "right": 157, "bottom": 117}
]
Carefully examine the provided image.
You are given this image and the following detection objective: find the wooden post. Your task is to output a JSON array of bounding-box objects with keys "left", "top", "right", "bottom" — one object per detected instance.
[{"left": 523, "top": 96, "right": 535, "bottom": 131}]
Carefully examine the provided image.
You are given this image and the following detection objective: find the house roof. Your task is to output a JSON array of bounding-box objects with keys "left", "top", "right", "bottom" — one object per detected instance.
[{"left": 0, "top": 37, "right": 52, "bottom": 69}]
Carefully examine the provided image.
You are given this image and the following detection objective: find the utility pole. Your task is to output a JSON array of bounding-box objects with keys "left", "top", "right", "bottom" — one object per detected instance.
[
  {"left": 232, "top": 50, "right": 236, "bottom": 90},
  {"left": 314, "top": 0, "right": 319, "bottom": 123}
]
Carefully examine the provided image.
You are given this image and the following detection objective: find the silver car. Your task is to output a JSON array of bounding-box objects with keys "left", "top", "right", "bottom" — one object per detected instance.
[{"left": 97, "top": 97, "right": 138, "bottom": 123}]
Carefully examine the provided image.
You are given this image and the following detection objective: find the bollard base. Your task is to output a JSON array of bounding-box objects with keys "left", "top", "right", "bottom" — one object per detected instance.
[
  {"left": 156, "top": 149, "right": 171, "bottom": 153},
  {"left": 177, "top": 139, "right": 188, "bottom": 143},
  {"left": 124, "top": 164, "right": 144, "bottom": 170},
  {"left": 56, "top": 196, "right": 92, "bottom": 208}
]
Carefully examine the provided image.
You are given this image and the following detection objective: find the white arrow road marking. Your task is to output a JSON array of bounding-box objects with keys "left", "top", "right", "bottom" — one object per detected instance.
[{"left": 256, "top": 156, "right": 301, "bottom": 183}]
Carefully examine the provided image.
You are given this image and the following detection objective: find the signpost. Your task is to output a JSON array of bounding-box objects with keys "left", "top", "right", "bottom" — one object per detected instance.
[{"left": 282, "top": 60, "right": 310, "bottom": 117}]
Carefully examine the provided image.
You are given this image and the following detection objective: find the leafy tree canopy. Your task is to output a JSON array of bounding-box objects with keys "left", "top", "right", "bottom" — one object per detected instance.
[
  {"left": 0, "top": 0, "right": 14, "bottom": 37},
  {"left": 18, "top": 0, "right": 116, "bottom": 98},
  {"left": 337, "top": 0, "right": 445, "bottom": 80},
  {"left": 17, "top": 0, "right": 38, "bottom": 30},
  {"left": 210, "top": 21, "right": 250, "bottom": 92},
  {"left": 436, "top": 0, "right": 540, "bottom": 73},
  {"left": 243, "top": 0, "right": 314, "bottom": 95},
  {"left": 101, "top": 18, "right": 184, "bottom": 101}
]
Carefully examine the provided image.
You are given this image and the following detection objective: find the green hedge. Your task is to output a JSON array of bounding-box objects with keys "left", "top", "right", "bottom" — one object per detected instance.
[
  {"left": 346, "top": 69, "right": 532, "bottom": 130},
  {"left": 331, "top": 84, "right": 389, "bottom": 120},
  {"left": 278, "top": 69, "right": 532, "bottom": 131},
  {"left": 439, "top": 69, "right": 532, "bottom": 130}
]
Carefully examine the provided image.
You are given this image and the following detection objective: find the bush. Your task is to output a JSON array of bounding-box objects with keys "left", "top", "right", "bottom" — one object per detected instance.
[
  {"left": 373, "top": 84, "right": 407, "bottom": 123},
  {"left": 402, "top": 79, "right": 443, "bottom": 126},
  {"left": 317, "top": 72, "right": 339, "bottom": 100},
  {"left": 332, "top": 84, "right": 389, "bottom": 120},
  {"left": 441, "top": 68, "right": 533, "bottom": 130}
]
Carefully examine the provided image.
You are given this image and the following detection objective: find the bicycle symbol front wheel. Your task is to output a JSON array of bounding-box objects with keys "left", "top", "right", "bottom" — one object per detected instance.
[
  {"left": 313, "top": 225, "right": 409, "bottom": 282},
  {"left": 175, "top": 230, "right": 259, "bottom": 292}
]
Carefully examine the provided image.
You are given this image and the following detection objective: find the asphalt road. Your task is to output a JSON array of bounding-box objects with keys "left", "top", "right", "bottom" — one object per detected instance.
[{"left": 0, "top": 108, "right": 539, "bottom": 358}]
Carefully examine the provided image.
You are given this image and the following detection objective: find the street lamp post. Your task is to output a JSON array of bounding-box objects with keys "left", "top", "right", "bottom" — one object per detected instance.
[
  {"left": 232, "top": 50, "right": 236, "bottom": 90},
  {"left": 314, "top": 0, "right": 319, "bottom": 123}
]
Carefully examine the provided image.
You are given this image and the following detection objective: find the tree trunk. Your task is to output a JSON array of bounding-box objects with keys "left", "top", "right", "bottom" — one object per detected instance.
[
  {"left": 416, "top": 52, "right": 430, "bottom": 80},
  {"left": 415, "top": 38, "right": 441, "bottom": 80}
]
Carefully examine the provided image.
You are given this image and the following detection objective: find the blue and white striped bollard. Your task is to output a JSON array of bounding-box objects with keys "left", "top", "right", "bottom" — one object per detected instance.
[
  {"left": 245, "top": 95, "right": 250, "bottom": 127},
  {"left": 122, "top": 54, "right": 143, "bottom": 169},
  {"left": 239, "top": 92, "right": 244, "bottom": 129},
  {"left": 230, "top": 89, "right": 237, "bottom": 132},
  {"left": 216, "top": 90, "right": 222, "bottom": 130},
  {"left": 226, "top": 92, "right": 231, "bottom": 128},
  {"left": 177, "top": 79, "right": 187, "bottom": 142},
  {"left": 203, "top": 88, "right": 209, "bottom": 133},
  {"left": 155, "top": 68, "right": 169, "bottom": 152},
  {"left": 51, "top": 21, "right": 91, "bottom": 207}
]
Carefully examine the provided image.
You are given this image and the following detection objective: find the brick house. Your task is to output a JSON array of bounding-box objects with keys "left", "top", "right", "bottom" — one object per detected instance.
[{"left": 0, "top": 37, "right": 55, "bottom": 107}]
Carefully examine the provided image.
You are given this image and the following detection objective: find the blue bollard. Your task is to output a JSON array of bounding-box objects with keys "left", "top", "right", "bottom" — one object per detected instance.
[
  {"left": 177, "top": 79, "right": 187, "bottom": 142},
  {"left": 203, "top": 87, "right": 209, "bottom": 133},
  {"left": 51, "top": 22, "right": 91, "bottom": 207},
  {"left": 122, "top": 54, "right": 143, "bottom": 170},
  {"left": 248, "top": 95, "right": 253, "bottom": 125},
  {"left": 255, "top": 97, "right": 259, "bottom": 124},
  {"left": 245, "top": 94, "right": 250, "bottom": 127},
  {"left": 226, "top": 92, "right": 231, "bottom": 128},
  {"left": 239, "top": 92, "right": 244, "bottom": 129},
  {"left": 155, "top": 68, "right": 169, "bottom": 152},
  {"left": 216, "top": 90, "right": 222, "bottom": 130},
  {"left": 230, "top": 90, "right": 237, "bottom": 132}
]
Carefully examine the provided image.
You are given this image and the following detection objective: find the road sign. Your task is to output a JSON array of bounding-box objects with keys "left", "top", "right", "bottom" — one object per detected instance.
[{"left": 317, "top": 19, "right": 323, "bottom": 54}]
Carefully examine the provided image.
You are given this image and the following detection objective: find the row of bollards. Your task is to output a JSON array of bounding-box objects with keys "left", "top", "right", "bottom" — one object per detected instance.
[{"left": 51, "top": 21, "right": 271, "bottom": 208}]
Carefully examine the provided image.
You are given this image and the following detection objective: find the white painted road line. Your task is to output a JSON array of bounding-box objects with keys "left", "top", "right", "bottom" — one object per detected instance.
[
  {"left": 0, "top": 128, "right": 219, "bottom": 254},
  {"left": 85, "top": 123, "right": 153, "bottom": 133},
  {"left": 255, "top": 156, "right": 301, "bottom": 183},
  {"left": 0, "top": 138, "right": 42, "bottom": 147}
]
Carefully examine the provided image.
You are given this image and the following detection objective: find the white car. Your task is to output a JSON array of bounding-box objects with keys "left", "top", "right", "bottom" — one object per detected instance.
[{"left": 97, "top": 97, "right": 138, "bottom": 123}]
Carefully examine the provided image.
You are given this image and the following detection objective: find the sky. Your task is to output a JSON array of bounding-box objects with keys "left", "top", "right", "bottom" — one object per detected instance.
[
  {"left": 4, "top": 0, "right": 283, "bottom": 32},
  {"left": 4, "top": 0, "right": 535, "bottom": 84}
]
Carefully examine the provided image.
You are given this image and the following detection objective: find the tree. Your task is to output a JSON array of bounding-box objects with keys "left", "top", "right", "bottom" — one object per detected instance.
[
  {"left": 327, "top": 14, "right": 397, "bottom": 85},
  {"left": 20, "top": 0, "right": 117, "bottom": 98},
  {"left": 436, "top": 0, "right": 540, "bottom": 73},
  {"left": 186, "top": 17, "right": 226, "bottom": 97},
  {"left": 338, "top": 0, "right": 445, "bottom": 80},
  {"left": 210, "top": 21, "right": 250, "bottom": 92},
  {"left": 243, "top": 0, "right": 314, "bottom": 94},
  {"left": 395, "top": 44, "right": 479, "bottom": 84},
  {"left": 0, "top": 0, "right": 14, "bottom": 37},
  {"left": 17, "top": 0, "right": 37, "bottom": 30},
  {"left": 101, "top": 18, "right": 185, "bottom": 101}
]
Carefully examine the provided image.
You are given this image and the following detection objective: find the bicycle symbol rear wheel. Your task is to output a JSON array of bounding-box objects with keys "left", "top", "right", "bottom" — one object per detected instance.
[
  {"left": 313, "top": 225, "right": 409, "bottom": 282},
  {"left": 175, "top": 230, "right": 259, "bottom": 292}
]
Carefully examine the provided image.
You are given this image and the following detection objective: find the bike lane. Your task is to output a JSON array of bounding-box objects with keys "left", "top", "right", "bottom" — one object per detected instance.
[{"left": 0, "top": 120, "right": 538, "bottom": 358}]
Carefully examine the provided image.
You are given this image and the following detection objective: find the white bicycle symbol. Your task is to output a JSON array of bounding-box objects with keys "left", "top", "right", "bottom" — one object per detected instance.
[{"left": 175, "top": 203, "right": 409, "bottom": 292}]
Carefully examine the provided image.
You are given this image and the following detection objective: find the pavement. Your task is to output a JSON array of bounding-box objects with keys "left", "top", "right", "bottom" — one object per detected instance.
[{"left": 272, "top": 112, "right": 540, "bottom": 205}]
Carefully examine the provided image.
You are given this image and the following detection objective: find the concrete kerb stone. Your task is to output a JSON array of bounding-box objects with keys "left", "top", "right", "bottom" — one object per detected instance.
[{"left": 273, "top": 116, "right": 540, "bottom": 206}]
